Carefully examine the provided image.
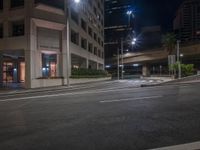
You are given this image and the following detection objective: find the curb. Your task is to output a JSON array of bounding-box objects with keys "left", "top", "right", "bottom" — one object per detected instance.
[{"left": 141, "top": 80, "right": 200, "bottom": 87}]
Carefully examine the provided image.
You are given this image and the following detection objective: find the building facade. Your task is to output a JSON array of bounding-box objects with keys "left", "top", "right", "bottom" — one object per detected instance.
[
  {"left": 0, "top": 0, "right": 104, "bottom": 88},
  {"left": 174, "top": 0, "right": 200, "bottom": 41},
  {"left": 104, "top": 0, "right": 134, "bottom": 60}
]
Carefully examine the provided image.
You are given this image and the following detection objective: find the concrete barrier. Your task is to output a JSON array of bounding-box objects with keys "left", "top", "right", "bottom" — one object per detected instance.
[{"left": 30, "top": 77, "right": 112, "bottom": 88}]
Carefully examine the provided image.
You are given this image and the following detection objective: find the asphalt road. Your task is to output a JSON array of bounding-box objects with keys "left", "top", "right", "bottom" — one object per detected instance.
[{"left": 0, "top": 81, "right": 200, "bottom": 150}]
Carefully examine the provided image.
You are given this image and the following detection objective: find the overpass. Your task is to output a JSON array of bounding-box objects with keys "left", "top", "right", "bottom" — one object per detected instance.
[
  {"left": 107, "top": 42, "right": 200, "bottom": 76},
  {"left": 123, "top": 42, "right": 200, "bottom": 64}
]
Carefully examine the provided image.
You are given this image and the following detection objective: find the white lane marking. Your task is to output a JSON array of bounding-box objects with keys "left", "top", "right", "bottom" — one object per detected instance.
[
  {"left": 0, "top": 87, "right": 146, "bottom": 102},
  {"left": 99, "top": 95, "right": 163, "bottom": 103},
  {"left": 151, "top": 141, "right": 200, "bottom": 150}
]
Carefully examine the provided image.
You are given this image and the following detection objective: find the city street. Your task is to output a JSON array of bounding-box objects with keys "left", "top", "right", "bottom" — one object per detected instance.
[{"left": 0, "top": 81, "right": 200, "bottom": 150}]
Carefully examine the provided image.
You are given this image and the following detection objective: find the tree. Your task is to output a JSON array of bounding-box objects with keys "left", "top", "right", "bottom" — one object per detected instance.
[{"left": 162, "top": 33, "right": 176, "bottom": 54}]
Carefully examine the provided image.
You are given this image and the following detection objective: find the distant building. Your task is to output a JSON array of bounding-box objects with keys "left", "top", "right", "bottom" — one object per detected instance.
[
  {"left": 174, "top": 0, "right": 200, "bottom": 41},
  {"left": 104, "top": 0, "right": 135, "bottom": 59},
  {"left": 138, "top": 26, "right": 162, "bottom": 51},
  {"left": 0, "top": 0, "right": 104, "bottom": 88}
]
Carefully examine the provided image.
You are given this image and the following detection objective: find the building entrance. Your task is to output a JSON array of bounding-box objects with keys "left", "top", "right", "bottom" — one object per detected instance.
[{"left": 3, "top": 62, "right": 15, "bottom": 83}]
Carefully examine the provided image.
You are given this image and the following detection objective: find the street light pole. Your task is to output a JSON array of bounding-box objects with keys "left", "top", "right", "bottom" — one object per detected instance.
[
  {"left": 177, "top": 40, "right": 181, "bottom": 79},
  {"left": 126, "top": 10, "right": 133, "bottom": 27},
  {"left": 64, "top": 0, "right": 80, "bottom": 87},
  {"left": 121, "top": 38, "right": 124, "bottom": 80},
  {"left": 65, "top": 1, "right": 70, "bottom": 87},
  {"left": 117, "top": 48, "right": 120, "bottom": 80}
]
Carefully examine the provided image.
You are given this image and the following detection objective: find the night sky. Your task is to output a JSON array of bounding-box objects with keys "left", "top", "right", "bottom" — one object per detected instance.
[{"left": 135, "top": 0, "right": 185, "bottom": 32}]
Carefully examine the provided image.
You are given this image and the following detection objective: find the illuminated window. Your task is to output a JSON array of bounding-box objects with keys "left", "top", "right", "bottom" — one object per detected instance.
[{"left": 42, "top": 53, "right": 57, "bottom": 77}]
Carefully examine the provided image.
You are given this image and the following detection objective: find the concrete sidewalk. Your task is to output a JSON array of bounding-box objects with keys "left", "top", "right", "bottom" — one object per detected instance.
[
  {"left": 141, "top": 76, "right": 173, "bottom": 83},
  {"left": 141, "top": 76, "right": 200, "bottom": 87}
]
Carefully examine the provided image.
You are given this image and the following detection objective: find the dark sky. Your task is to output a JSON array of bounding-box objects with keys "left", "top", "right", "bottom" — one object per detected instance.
[{"left": 135, "top": 0, "right": 184, "bottom": 32}]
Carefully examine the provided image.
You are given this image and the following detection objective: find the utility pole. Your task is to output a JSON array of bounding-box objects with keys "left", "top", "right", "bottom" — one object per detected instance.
[
  {"left": 177, "top": 40, "right": 181, "bottom": 79},
  {"left": 121, "top": 38, "right": 124, "bottom": 80},
  {"left": 117, "top": 48, "right": 120, "bottom": 80},
  {"left": 64, "top": 0, "right": 70, "bottom": 87}
]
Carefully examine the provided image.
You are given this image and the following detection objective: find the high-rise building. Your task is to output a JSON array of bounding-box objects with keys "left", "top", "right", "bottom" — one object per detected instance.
[
  {"left": 174, "top": 0, "right": 200, "bottom": 41},
  {"left": 0, "top": 0, "right": 104, "bottom": 88},
  {"left": 104, "top": 0, "right": 135, "bottom": 59}
]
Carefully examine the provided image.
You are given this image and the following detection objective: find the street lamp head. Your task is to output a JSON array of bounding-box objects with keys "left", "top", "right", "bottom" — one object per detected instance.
[
  {"left": 180, "top": 54, "right": 184, "bottom": 57},
  {"left": 126, "top": 10, "right": 133, "bottom": 15},
  {"left": 131, "top": 41, "right": 136, "bottom": 45},
  {"left": 133, "top": 38, "right": 137, "bottom": 42},
  {"left": 74, "top": 0, "right": 80, "bottom": 3}
]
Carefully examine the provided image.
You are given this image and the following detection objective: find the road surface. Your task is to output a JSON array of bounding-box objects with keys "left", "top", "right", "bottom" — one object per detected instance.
[{"left": 0, "top": 80, "right": 200, "bottom": 150}]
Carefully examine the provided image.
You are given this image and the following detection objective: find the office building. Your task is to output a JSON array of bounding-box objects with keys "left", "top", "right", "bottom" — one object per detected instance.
[
  {"left": 174, "top": 0, "right": 200, "bottom": 41},
  {"left": 0, "top": 0, "right": 104, "bottom": 88},
  {"left": 104, "top": 0, "right": 135, "bottom": 59}
]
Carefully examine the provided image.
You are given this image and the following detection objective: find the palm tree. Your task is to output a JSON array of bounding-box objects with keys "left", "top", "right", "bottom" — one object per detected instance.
[{"left": 162, "top": 33, "right": 176, "bottom": 54}]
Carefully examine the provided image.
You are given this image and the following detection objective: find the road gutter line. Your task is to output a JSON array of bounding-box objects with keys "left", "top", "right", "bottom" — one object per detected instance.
[
  {"left": 151, "top": 141, "right": 200, "bottom": 150},
  {"left": 99, "top": 95, "right": 163, "bottom": 103}
]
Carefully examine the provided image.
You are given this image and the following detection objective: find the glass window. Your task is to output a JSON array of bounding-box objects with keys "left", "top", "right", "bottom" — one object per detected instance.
[
  {"left": 94, "top": 47, "right": 97, "bottom": 55},
  {"left": 81, "top": 19, "right": 87, "bottom": 32},
  {"left": 12, "top": 20, "right": 24, "bottom": 36},
  {"left": 71, "top": 29, "right": 79, "bottom": 45},
  {"left": 98, "top": 37, "right": 101, "bottom": 45},
  {"left": 88, "top": 26, "right": 93, "bottom": 37},
  {"left": 0, "top": 0, "right": 3, "bottom": 10},
  {"left": 42, "top": 53, "right": 57, "bottom": 77},
  {"left": 102, "top": 52, "right": 104, "bottom": 58},
  {"left": 93, "top": 6, "right": 97, "bottom": 16},
  {"left": 10, "top": 0, "right": 24, "bottom": 8},
  {"left": 3, "top": 62, "right": 14, "bottom": 83},
  {"left": 71, "top": 8, "right": 79, "bottom": 24},
  {"left": 98, "top": 49, "right": 101, "bottom": 57},
  {"left": 0, "top": 24, "right": 3, "bottom": 38},
  {"left": 94, "top": 32, "right": 97, "bottom": 41},
  {"left": 81, "top": 38, "right": 87, "bottom": 50},
  {"left": 88, "top": 43, "right": 93, "bottom": 53}
]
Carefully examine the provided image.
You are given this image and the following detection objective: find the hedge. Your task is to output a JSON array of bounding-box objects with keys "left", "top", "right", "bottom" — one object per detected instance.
[{"left": 71, "top": 68, "right": 111, "bottom": 78}]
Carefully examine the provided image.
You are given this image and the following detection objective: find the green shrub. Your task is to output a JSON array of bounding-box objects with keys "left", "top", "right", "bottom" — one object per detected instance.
[
  {"left": 181, "top": 64, "right": 194, "bottom": 77},
  {"left": 71, "top": 68, "right": 110, "bottom": 78},
  {"left": 169, "top": 62, "right": 194, "bottom": 77}
]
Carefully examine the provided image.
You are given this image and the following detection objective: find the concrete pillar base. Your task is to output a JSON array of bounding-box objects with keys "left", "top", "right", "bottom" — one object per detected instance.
[
  {"left": 142, "top": 65, "right": 150, "bottom": 77},
  {"left": 0, "top": 54, "right": 3, "bottom": 87}
]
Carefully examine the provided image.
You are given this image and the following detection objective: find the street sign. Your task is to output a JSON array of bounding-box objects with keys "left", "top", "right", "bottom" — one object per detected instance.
[{"left": 168, "top": 55, "right": 176, "bottom": 65}]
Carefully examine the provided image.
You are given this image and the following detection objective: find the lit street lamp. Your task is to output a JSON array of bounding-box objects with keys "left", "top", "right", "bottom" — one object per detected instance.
[
  {"left": 126, "top": 10, "right": 134, "bottom": 27},
  {"left": 74, "top": 0, "right": 80, "bottom": 3},
  {"left": 131, "top": 38, "right": 136, "bottom": 45},
  {"left": 119, "top": 37, "right": 137, "bottom": 80},
  {"left": 126, "top": 10, "right": 133, "bottom": 15}
]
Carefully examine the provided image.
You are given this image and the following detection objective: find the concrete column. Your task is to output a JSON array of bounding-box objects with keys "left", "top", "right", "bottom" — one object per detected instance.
[
  {"left": 86, "top": 59, "right": 89, "bottom": 69},
  {"left": 61, "top": 27, "right": 67, "bottom": 82},
  {"left": 97, "top": 62, "right": 99, "bottom": 70},
  {"left": 25, "top": 50, "right": 32, "bottom": 88},
  {"left": 3, "top": 0, "right": 10, "bottom": 38},
  {"left": 142, "top": 65, "right": 150, "bottom": 77},
  {"left": 0, "top": 54, "right": 3, "bottom": 86}
]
